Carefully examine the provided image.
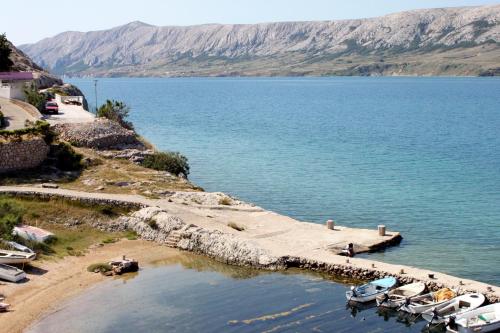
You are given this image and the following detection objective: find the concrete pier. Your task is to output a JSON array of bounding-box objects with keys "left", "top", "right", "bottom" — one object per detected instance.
[{"left": 0, "top": 186, "right": 498, "bottom": 303}]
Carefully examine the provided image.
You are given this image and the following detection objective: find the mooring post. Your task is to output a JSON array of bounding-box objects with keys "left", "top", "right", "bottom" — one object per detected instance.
[
  {"left": 378, "top": 225, "right": 386, "bottom": 236},
  {"left": 326, "top": 219, "right": 334, "bottom": 230}
]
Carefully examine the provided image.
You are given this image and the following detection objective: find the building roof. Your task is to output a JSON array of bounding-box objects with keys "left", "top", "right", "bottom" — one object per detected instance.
[{"left": 0, "top": 72, "right": 34, "bottom": 81}]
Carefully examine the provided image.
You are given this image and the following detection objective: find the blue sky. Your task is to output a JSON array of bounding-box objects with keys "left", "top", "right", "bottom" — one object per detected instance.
[{"left": 2, "top": 0, "right": 498, "bottom": 45}]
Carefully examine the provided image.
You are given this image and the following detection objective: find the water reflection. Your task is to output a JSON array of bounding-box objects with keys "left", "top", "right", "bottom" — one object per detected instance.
[{"left": 29, "top": 255, "right": 434, "bottom": 333}]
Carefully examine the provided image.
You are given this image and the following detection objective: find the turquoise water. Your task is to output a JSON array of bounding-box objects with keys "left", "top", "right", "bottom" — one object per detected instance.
[
  {"left": 28, "top": 254, "right": 432, "bottom": 333},
  {"left": 69, "top": 77, "right": 500, "bottom": 285}
]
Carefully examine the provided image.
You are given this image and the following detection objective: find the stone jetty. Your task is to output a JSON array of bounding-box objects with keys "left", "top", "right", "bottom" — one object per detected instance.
[{"left": 1, "top": 186, "right": 498, "bottom": 303}]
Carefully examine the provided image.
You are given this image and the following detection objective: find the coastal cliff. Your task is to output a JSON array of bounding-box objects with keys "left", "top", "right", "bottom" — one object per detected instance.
[{"left": 19, "top": 5, "right": 500, "bottom": 77}]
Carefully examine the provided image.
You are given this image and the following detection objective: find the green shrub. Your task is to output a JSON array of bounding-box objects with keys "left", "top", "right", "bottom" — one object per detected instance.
[
  {"left": 23, "top": 84, "right": 47, "bottom": 111},
  {"left": 87, "top": 263, "right": 112, "bottom": 273},
  {"left": 0, "top": 120, "right": 55, "bottom": 144},
  {"left": 141, "top": 152, "right": 190, "bottom": 177},
  {"left": 102, "top": 237, "right": 117, "bottom": 244},
  {"left": 0, "top": 110, "right": 5, "bottom": 128},
  {"left": 0, "top": 199, "right": 24, "bottom": 240},
  {"left": 52, "top": 142, "right": 83, "bottom": 171},
  {"left": 97, "top": 100, "right": 134, "bottom": 130}
]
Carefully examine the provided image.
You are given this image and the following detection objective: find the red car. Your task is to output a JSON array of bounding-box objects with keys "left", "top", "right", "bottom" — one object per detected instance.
[{"left": 44, "top": 101, "right": 59, "bottom": 114}]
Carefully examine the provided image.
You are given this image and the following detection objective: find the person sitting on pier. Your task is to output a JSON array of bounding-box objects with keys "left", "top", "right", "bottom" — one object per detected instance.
[{"left": 342, "top": 243, "right": 355, "bottom": 257}]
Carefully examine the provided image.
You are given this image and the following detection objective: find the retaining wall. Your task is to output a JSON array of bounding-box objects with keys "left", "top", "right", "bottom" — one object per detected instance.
[{"left": 0, "top": 137, "right": 49, "bottom": 173}]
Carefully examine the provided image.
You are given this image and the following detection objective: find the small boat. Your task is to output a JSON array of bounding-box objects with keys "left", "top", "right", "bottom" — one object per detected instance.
[
  {"left": 422, "top": 293, "right": 485, "bottom": 324},
  {"left": 0, "top": 302, "right": 10, "bottom": 312},
  {"left": 0, "top": 263, "right": 27, "bottom": 282},
  {"left": 13, "top": 225, "right": 54, "bottom": 243},
  {"left": 400, "top": 287, "right": 456, "bottom": 314},
  {"left": 376, "top": 282, "right": 426, "bottom": 308},
  {"left": 0, "top": 250, "right": 36, "bottom": 265},
  {"left": 447, "top": 303, "right": 500, "bottom": 333},
  {"left": 346, "top": 277, "right": 397, "bottom": 303},
  {"left": 5, "top": 241, "right": 35, "bottom": 254}
]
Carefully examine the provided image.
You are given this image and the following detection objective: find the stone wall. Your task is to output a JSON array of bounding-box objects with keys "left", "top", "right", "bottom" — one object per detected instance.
[
  {"left": 53, "top": 119, "right": 140, "bottom": 149},
  {"left": 0, "top": 137, "right": 49, "bottom": 173}
]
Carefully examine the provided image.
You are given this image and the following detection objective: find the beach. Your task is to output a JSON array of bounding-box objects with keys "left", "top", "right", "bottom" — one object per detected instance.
[{"left": 0, "top": 240, "right": 179, "bottom": 333}]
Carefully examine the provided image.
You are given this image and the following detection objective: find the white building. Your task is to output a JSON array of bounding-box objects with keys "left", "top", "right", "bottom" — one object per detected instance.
[{"left": 0, "top": 72, "right": 34, "bottom": 100}]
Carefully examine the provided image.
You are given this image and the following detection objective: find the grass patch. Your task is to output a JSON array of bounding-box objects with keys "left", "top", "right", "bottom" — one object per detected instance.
[
  {"left": 219, "top": 197, "right": 232, "bottom": 206},
  {"left": 125, "top": 230, "right": 139, "bottom": 240},
  {"left": 228, "top": 222, "right": 245, "bottom": 231},
  {"left": 102, "top": 237, "right": 118, "bottom": 244},
  {"left": 0, "top": 195, "right": 134, "bottom": 259},
  {"left": 87, "top": 262, "right": 112, "bottom": 273}
]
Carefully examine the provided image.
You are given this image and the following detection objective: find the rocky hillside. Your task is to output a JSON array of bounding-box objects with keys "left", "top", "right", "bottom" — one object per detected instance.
[
  {"left": 20, "top": 5, "right": 500, "bottom": 77},
  {"left": 7, "top": 40, "right": 62, "bottom": 88}
]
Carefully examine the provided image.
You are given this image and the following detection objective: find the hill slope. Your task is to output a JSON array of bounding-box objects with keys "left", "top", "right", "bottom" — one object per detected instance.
[
  {"left": 19, "top": 5, "right": 500, "bottom": 77},
  {"left": 7, "top": 40, "right": 62, "bottom": 87}
]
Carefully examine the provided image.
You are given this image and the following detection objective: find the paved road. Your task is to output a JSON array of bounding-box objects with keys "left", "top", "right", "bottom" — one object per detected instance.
[
  {"left": 44, "top": 103, "right": 95, "bottom": 125},
  {"left": 0, "top": 97, "right": 34, "bottom": 130}
]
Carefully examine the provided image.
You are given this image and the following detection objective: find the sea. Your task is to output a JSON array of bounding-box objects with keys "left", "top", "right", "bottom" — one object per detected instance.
[
  {"left": 28, "top": 253, "right": 437, "bottom": 333},
  {"left": 33, "top": 76, "right": 498, "bottom": 332}
]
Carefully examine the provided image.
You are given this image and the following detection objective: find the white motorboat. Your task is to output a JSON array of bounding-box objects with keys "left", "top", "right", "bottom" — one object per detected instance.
[
  {"left": 346, "top": 277, "right": 397, "bottom": 303},
  {"left": 400, "top": 287, "right": 456, "bottom": 314},
  {"left": 0, "top": 250, "right": 36, "bottom": 265},
  {"left": 447, "top": 303, "right": 500, "bottom": 333},
  {"left": 376, "top": 282, "right": 426, "bottom": 308},
  {"left": 5, "top": 241, "right": 35, "bottom": 254},
  {"left": 422, "top": 293, "right": 485, "bottom": 324},
  {"left": 0, "top": 263, "right": 26, "bottom": 282}
]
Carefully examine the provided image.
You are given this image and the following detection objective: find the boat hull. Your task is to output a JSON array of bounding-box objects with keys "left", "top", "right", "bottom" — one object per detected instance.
[
  {"left": 422, "top": 293, "right": 485, "bottom": 324},
  {"left": 453, "top": 303, "right": 500, "bottom": 333},
  {"left": 0, "top": 264, "right": 26, "bottom": 282}
]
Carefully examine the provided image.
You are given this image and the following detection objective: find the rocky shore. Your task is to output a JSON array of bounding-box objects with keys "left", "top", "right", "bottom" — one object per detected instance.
[{"left": 1, "top": 186, "right": 498, "bottom": 304}]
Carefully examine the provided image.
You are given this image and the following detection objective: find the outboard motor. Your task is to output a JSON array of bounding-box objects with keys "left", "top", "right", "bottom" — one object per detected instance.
[
  {"left": 447, "top": 316, "right": 457, "bottom": 330},
  {"left": 381, "top": 292, "right": 389, "bottom": 304}
]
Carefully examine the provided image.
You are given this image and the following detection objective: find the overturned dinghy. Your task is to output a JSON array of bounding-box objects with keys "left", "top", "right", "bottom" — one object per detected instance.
[
  {"left": 0, "top": 263, "right": 26, "bottom": 282},
  {"left": 447, "top": 303, "right": 500, "bottom": 333},
  {"left": 0, "top": 250, "right": 36, "bottom": 265},
  {"left": 346, "top": 277, "right": 397, "bottom": 303},
  {"left": 400, "top": 287, "right": 456, "bottom": 314},
  {"left": 422, "top": 293, "right": 485, "bottom": 324},
  {"left": 376, "top": 282, "right": 426, "bottom": 308}
]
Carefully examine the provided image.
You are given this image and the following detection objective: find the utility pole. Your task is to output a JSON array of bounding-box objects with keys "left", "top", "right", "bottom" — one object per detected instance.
[{"left": 94, "top": 79, "right": 98, "bottom": 113}]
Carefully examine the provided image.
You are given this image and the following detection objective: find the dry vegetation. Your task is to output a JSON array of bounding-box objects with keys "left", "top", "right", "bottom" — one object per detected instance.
[{"left": 0, "top": 195, "right": 136, "bottom": 259}]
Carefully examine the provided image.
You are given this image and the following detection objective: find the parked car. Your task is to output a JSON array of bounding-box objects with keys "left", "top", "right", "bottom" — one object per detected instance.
[{"left": 44, "top": 101, "right": 59, "bottom": 114}]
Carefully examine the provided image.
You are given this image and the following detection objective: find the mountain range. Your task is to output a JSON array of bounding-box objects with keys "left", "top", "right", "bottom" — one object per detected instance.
[{"left": 19, "top": 5, "right": 500, "bottom": 77}]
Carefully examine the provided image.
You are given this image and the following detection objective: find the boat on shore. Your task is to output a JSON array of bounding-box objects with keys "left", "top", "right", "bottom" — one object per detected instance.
[
  {"left": 0, "top": 250, "right": 36, "bottom": 265},
  {"left": 5, "top": 241, "right": 35, "bottom": 254},
  {"left": 421, "top": 293, "right": 485, "bottom": 324},
  {"left": 0, "top": 301, "right": 9, "bottom": 312},
  {"left": 376, "top": 282, "right": 426, "bottom": 308},
  {"left": 447, "top": 303, "right": 500, "bottom": 333},
  {"left": 346, "top": 277, "right": 397, "bottom": 303},
  {"left": 0, "top": 263, "right": 26, "bottom": 282},
  {"left": 400, "top": 288, "right": 456, "bottom": 314}
]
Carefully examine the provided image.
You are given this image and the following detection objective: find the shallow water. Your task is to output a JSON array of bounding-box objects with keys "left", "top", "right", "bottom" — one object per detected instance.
[
  {"left": 69, "top": 77, "right": 500, "bottom": 285},
  {"left": 28, "top": 254, "right": 435, "bottom": 333}
]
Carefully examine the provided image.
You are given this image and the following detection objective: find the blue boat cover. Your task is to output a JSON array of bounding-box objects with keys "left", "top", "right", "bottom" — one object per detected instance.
[{"left": 370, "top": 277, "right": 397, "bottom": 288}]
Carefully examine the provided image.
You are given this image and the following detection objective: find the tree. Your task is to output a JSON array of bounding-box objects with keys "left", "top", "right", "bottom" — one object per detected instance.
[
  {"left": 97, "top": 99, "right": 134, "bottom": 130},
  {"left": 0, "top": 33, "right": 13, "bottom": 71}
]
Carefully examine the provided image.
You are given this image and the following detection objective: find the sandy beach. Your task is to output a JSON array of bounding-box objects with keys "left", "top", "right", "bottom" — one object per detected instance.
[{"left": 0, "top": 240, "right": 180, "bottom": 333}]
